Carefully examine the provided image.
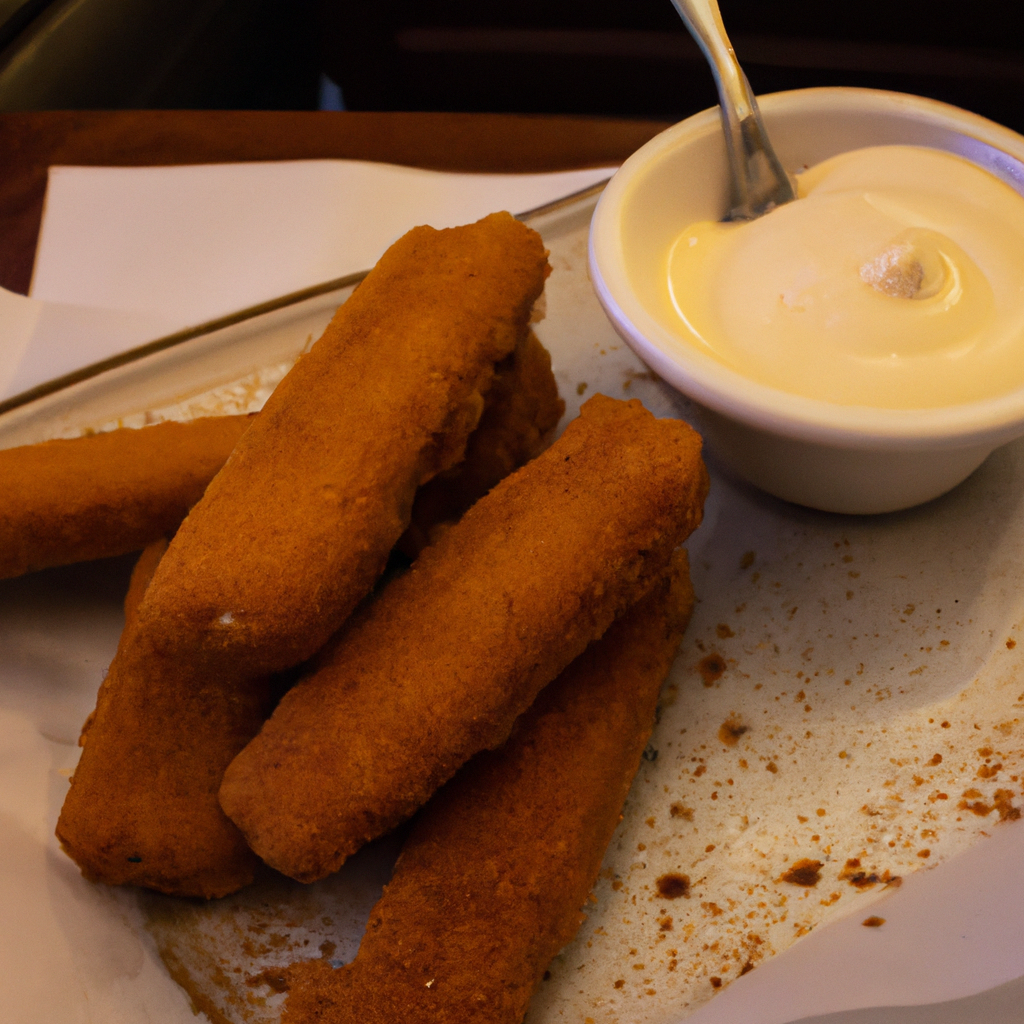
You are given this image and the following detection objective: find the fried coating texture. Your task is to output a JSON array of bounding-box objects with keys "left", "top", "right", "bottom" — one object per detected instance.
[
  {"left": 58, "top": 629, "right": 272, "bottom": 896},
  {"left": 66, "top": 535, "right": 268, "bottom": 895},
  {"left": 122, "top": 536, "right": 170, "bottom": 634},
  {"left": 78, "top": 537, "right": 171, "bottom": 749},
  {"left": 132, "top": 212, "right": 550, "bottom": 679},
  {"left": 283, "top": 551, "right": 695, "bottom": 1024},
  {"left": 56, "top": 212, "right": 549, "bottom": 898},
  {"left": 0, "top": 416, "right": 250, "bottom": 580},
  {"left": 398, "top": 328, "right": 564, "bottom": 556},
  {"left": 3, "top": 321, "right": 558, "bottom": 583},
  {"left": 220, "top": 395, "right": 708, "bottom": 883}
]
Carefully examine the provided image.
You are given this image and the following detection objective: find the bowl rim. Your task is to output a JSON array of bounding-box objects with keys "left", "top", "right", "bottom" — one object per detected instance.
[{"left": 589, "top": 86, "right": 1024, "bottom": 451}]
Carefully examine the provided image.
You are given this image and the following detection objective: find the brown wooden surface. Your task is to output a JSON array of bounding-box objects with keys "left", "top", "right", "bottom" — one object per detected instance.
[{"left": 0, "top": 110, "right": 671, "bottom": 296}]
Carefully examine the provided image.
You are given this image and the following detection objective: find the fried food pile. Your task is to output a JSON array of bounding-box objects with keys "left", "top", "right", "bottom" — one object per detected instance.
[
  {"left": 0, "top": 326, "right": 560, "bottom": 581},
  {"left": 56, "top": 211, "right": 552, "bottom": 898},
  {"left": 221, "top": 394, "right": 706, "bottom": 883},
  {"left": 5, "top": 210, "right": 709, "bottom": 1021},
  {"left": 283, "top": 550, "right": 695, "bottom": 1024}
]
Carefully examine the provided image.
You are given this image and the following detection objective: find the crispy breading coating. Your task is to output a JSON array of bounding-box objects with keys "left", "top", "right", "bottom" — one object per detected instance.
[
  {"left": 67, "top": 535, "right": 268, "bottom": 896},
  {"left": 56, "top": 213, "right": 550, "bottom": 898},
  {"left": 398, "top": 329, "right": 564, "bottom": 556},
  {"left": 132, "top": 212, "right": 549, "bottom": 679},
  {"left": 3, "top": 320, "right": 559, "bottom": 582},
  {"left": 220, "top": 395, "right": 708, "bottom": 883},
  {"left": 282, "top": 551, "right": 695, "bottom": 1024},
  {"left": 122, "top": 536, "right": 170, "bottom": 634},
  {"left": 0, "top": 416, "right": 250, "bottom": 580},
  {"left": 58, "top": 631, "right": 271, "bottom": 896},
  {"left": 78, "top": 537, "right": 171, "bottom": 749}
]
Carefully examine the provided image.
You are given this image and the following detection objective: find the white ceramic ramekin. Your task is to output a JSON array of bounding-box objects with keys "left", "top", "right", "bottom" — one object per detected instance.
[{"left": 589, "top": 87, "right": 1024, "bottom": 514}]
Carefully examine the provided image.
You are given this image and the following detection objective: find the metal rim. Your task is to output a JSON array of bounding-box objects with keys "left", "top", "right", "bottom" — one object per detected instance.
[{"left": 0, "top": 178, "right": 611, "bottom": 420}]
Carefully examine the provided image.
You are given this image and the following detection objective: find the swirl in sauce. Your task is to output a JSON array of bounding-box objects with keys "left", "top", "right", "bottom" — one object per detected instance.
[{"left": 667, "top": 145, "right": 1024, "bottom": 407}]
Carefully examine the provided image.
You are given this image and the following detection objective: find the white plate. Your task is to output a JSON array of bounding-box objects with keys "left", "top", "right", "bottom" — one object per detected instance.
[{"left": 2, "top": 190, "right": 1023, "bottom": 1024}]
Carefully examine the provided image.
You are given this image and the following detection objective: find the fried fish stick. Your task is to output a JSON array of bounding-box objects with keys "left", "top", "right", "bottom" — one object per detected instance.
[
  {"left": 72, "top": 537, "right": 268, "bottom": 895},
  {"left": 60, "top": 629, "right": 271, "bottom": 896},
  {"left": 283, "top": 551, "right": 695, "bottom": 1024},
  {"left": 398, "top": 328, "right": 564, "bottom": 556},
  {"left": 57, "top": 213, "right": 549, "bottom": 897},
  {"left": 0, "top": 415, "right": 250, "bottom": 580},
  {"left": 123, "top": 211, "right": 549, "bottom": 679},
  {"left": 220, "top": 395, "right": 708, "bottom": 883}
]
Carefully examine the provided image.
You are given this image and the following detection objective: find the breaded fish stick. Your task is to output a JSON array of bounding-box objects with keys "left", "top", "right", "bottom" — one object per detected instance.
[
  {"left": 57, "top": 213, "right": 549, "bottom": 897},
  {"left": 220, "top": 395, "right": 708, "bottom": 883},
  {"left": 73, "top": 537, "right": 267, "bottom": 895},
  {"left": 0, "top": 416, "right": 250, "bottom": 580},
  {"left": 283, "top": 551, "right": 695, "bottom": 1024},
  {"left": 60, "top": 626, "right": 271, "bottom": 896},
  {"left": 126, "top": 212, "right": 549, "bottom": 679}
]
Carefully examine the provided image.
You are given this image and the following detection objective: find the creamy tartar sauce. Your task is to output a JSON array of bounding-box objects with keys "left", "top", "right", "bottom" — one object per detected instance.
[{"left": 667, "top": 145, "right": 1024, "bottom": 407}]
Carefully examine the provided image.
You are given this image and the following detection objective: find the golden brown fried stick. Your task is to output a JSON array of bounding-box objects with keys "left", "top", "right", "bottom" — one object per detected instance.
[
  {"left": 72, "top": 538, "right": 268, "bottom": 896},
  {"left": 283, "top": 550, "right": 695, "bottom": 1024},
  {"left": 0, "top": 416, "right": 250, "bottom": 580},
  {"left": 220, "top": 395, "right": 708, "bottom": 883},
  {"left": 56, "top": 213, "right": 549, "bottom": 898},
  {"left": 59, "top": 627, "right": 272, "bottom": 896},
  {"left": 128, "top": 211, "right": 549, "bottom": 679},
  {"left": 398, "top": 328, "right": 563, "bottom": 556}
]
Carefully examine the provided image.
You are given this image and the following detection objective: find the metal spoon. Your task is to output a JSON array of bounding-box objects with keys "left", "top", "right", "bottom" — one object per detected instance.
[{"left": 670, "top": 0, "right": 795, "bottom": 220}]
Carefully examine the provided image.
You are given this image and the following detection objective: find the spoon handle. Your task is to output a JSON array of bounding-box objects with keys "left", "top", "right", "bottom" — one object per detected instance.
[{"left": 670, "top": 0, "right": 795, "bottom": 220}]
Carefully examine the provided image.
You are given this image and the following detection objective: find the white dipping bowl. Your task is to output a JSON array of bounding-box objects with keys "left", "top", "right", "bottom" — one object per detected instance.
[{"left": 589, "top": 87, "right": 1024, "bottom": 514}]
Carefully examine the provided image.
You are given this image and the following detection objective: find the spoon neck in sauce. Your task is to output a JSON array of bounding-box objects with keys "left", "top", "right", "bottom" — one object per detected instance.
[{"left": 671, "top": 0, "right": 796, "bottom": 220}]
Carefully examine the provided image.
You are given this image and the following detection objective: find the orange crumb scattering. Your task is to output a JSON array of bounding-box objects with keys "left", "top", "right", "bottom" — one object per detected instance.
[{"left": 779, "top": 859, "right": 822, "bottom": 887}]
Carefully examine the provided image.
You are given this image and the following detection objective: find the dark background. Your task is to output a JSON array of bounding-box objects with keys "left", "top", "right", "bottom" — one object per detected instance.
[{"left": 1, "top": 0, "right": 1023, "bottom": 131}]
